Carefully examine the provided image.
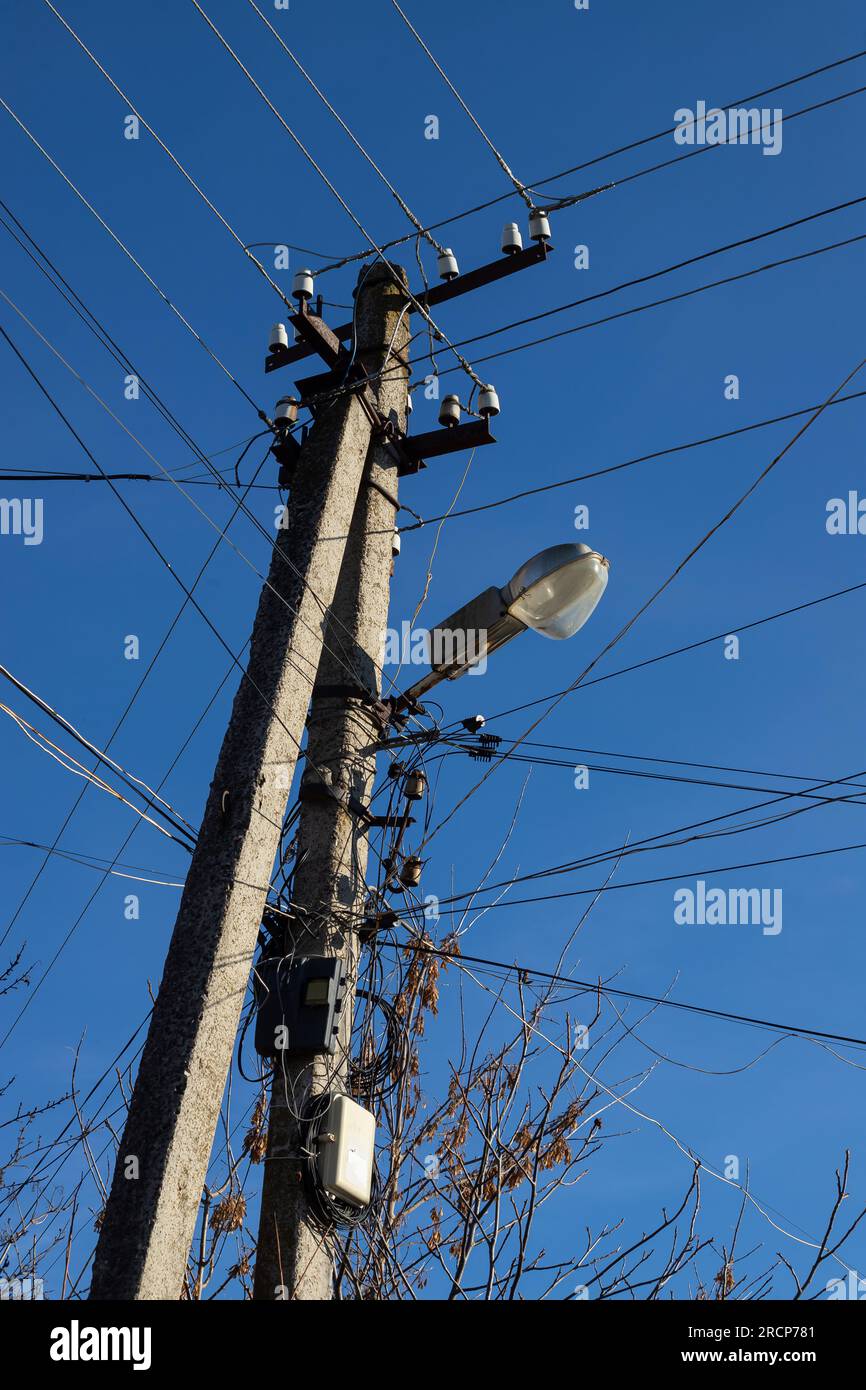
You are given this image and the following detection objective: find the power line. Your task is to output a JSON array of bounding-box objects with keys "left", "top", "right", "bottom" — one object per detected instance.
[
  {"left": 532, "top": 83, "right": 866, "bottom": 219},
  {"left": 448, "top": 744, "right": 866, "bottom": 809},
  {"left": 314, "top": 51, "right": 866, "bottom": 272},
  {"left": 0, "top": 196, "right": 276, "bottom": 487},
  {"left": 245, "top": 0, "right": 451, "bottom": 260},
  {"left": 0, "top": 702, "right": 195, "bottom": 852},
  {"left": 433, "top": 193, "right": 866, "bottom": 356},
  {"left": 0, "top": 95, "right": 271, "bottom": 422},
  {"left": 426, "top": 230, "right": 866, "bottom": 376},
  {"left": 0, "top": 286, "right": 378, "bottom": 700},
  {"left": 0, "top": 319, "right": 321, "bottom": 825},
  {"left": 487, "top": 578, "right": 866, "bottom": 722},
  {"left": 422, "top": 837, "right": 866, "bottom": 914},
  {"left": 399, "top": 389, "right": 866, "bottom": 533},
  {"left": 377, "top": 941, "right": 866, "bottom": 1051},
  {"left": 40, "top": 0, "right": 292, "bottom": 309},
  {"left": 0, "top": 630, "right": 244, "bottom": 1049},
  {"left": 299, "top": 383, "right": 866, "bottom": 545},
  {"left": 417, "top": 352, "right": 866, "bottom": 850},
  {"left": 0, "top": 201, "right": 384, "bottom": 696},
  {"left": 189, "top": 0, "right": 487, "bottom": 391},
  {"left": 388, "top": 0, "right": 535, "bottom": 211},
  {"left": 0, "top": 661, "right": 197, "bottom": 845},
  {"left": 0, "top": 310, "right": 432, "bottom": 1050},
  {"left": 0, "top": 478, "right": 260, "bottom": 957},
  {"left": 0, "top": 835, "right": 184, "bottom": 885},
  {"left": 468, "top": 736, "right": 866, "bottom": 797},
  {"left": 0, "top": 470, "right": 275, "bottom": 488},
  {"left": 431, "top": 749, "right": 866, "bottom": 907},
  {"left": 471, "top": 56, "right": 866, "bottom": 211}
]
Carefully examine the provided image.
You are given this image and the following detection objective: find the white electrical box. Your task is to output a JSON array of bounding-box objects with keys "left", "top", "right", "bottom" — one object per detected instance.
[{"left": 317, "top": 1094, "right": 376, "bottom": 1207}]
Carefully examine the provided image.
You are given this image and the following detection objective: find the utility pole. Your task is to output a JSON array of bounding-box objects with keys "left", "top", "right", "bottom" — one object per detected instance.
[
  {"left": 90, "top": 261, "right": 409, "bottom": 1301},
  {"left": 251, "top": 265, "right": 410, "bottom": 1301}
]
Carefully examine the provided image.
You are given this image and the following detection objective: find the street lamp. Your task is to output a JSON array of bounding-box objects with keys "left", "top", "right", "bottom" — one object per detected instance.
[{"left": 399, "top": 542, "right": 609, "bottom": 705}]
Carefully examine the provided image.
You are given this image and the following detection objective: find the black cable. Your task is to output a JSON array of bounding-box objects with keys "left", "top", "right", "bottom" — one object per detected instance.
[
  {"left": 433, "top": 741, "right": 866, "bottom": 904},
  {"left": 0, "top": 329, "right": 323, "bottom": 1045},
  {"left": 232, "top": 430, "right": 271, "bottom": 487},
  {"left": 375, "top": 943, "right": 866, "bottom": 1051},
  {"left": 450, "top": 745, "right": 866, "bottom": 808},
  {"left": 428, "top": 230, "right": 866, "bottom": 377},
  {"left": 319, "top": 48, "right": 866, "bottom": 263},
  {"left": 544, "top": 83, "right": 866, "bottom": 213},
  {"left": 236, "top": 996, "right": 264, "bottom": 1086},
  {"left": 427, "top": 837, "right": 866, "bottom": 915},
  {"left": 487, "top": 578, "right": 866, "bottom": 723},
  {"left": 400, "top": 389, "right": 866, "bottom": 534},
  {"left": 0, "top": 471, "right": 277, "bottom": 488},
  {"left": 7, "top": 385, "right": 866, "bottom": 507},
  {"left": 350, "top": 989, "right": 408, "bottom": 1102},
  {"left": 0, "top": 206, "right": 382, "bottom": 699},
  {"left": 461, "top": 736, "right": 866, "bottom": 796},
  {"left": 243, "top": 239, "right": 344, "bottom": 259},
  {"left": 430, "top": 195, "right": 866, "bottom": 357},
  {"left": 0, "top": 663, "right": 198, "bottom": 851}
]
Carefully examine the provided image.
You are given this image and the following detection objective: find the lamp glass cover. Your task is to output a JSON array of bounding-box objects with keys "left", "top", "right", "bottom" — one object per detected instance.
[{"left": 505, "top": 543, "right": 608, "bottom": 640}]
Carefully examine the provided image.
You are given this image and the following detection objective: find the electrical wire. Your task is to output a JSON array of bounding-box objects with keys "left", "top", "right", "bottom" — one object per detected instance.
[
  {"left": 431, "top": 193, "right": 866, "bottom": 357},
  {"left": 486, "top": 577, "right": 866, "bottom": 722},
  {"left": 449, "top": 744, "right": 866, "bottom": 809},
  {"left": 0, "top": 205, "right": 391, "bottom": 697},
  {"left": 374, "top": 940, "right": 866, "bottom": 1051},
  {"left": 245, "top": 0, "right": 451, "bottom": 261},
  {"left": 0, "top": 95, "right": 271, "bottom": 423},
  {"left": 389, "top": 0, "right": 535, "bottom": 211},
  {"left": 425, "top": 230, "right": 866, "bottom": 377},
  {"left": 0, "top": 661, "right": 197, "bottom": 843},
  {"left": 460, "top": 735, "right": 866, "bottom": 798},
  {"left": 0, "top": 454, "right": 264, "bottom": 956},
  {"left": 422, "top": 743, "right": 866, "bottom": 926},
  {"left": 414, "top": 835, "right": 866, "bottom": 915},
  {"left": 536, "top": 83, "right": 866, "bottom": 217},
  {"left": 397, "top": 388, "right": 866, "bottom": 535},
  {"left": 40, "top": 0, "right": 292, "bottom": 310},
  {"left": 0, "top": 702, "right": 195, "bottom": 851},
  {"left": 0, "top": 288, "right": 379, "bottom": 704},
  {"left": 0, "top": 312, "right": 328, "bottom": 736},
  {"left": 415, "top": 352, "right": 866, "bottom": 851},
  {"left": 311, "top": 50, "right": 866, "bottom": 272},
  {"left": 0, "top": 836, "right": 185, "bottom": 887},
  {"left": 0, "top": 338, "right": 334, "bottom": 1035},
  {"left": 189, "top": 0, "right": 487, "bottom": 391}
]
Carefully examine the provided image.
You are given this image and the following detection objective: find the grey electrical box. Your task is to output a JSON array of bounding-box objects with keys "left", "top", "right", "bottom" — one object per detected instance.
[{"left": 254, "top": 955, "right": 347, "bottom": 1058}]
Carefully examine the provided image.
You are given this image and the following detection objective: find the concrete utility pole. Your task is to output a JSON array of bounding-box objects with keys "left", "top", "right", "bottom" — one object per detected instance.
[
  {"left": 90, "top": 262, "right": 409, "bottom": 1301},
  {"left": 252, "top": 264, "right": 410, "bottom": 1301}
]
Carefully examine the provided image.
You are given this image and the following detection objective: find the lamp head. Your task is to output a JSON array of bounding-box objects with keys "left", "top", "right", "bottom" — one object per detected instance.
[{"left": 503, "top": 543, "right": 609, "bottom": 640}]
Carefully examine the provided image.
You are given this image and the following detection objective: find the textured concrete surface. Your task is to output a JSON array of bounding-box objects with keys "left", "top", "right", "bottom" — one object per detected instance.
[
  {"left": 90, "top": 263, "right": 406, "bottom": 1301},
  {"left": 252, "top": 262, "right": 410, "bottom": 1301}
]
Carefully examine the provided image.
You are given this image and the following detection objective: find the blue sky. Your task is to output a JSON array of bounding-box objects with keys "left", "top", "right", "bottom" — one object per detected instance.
[{"left": 2, "top": 0, "right": 865, "bottom": 1296}]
